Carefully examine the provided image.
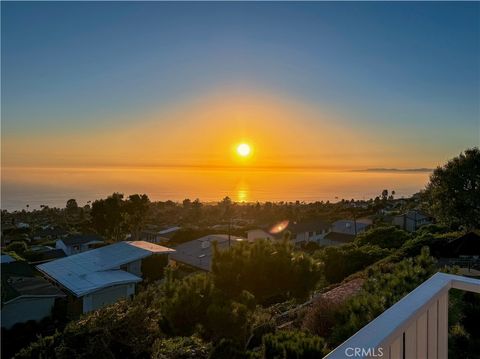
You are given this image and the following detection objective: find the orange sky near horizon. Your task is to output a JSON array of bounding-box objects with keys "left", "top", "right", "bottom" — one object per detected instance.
[{"left": 1, "top": 90, "right": 463, "bottom": 171}]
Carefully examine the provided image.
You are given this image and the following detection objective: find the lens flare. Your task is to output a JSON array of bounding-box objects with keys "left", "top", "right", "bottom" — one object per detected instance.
[{"left": 269, "top": 220, "right": 289, "bottom": 234}]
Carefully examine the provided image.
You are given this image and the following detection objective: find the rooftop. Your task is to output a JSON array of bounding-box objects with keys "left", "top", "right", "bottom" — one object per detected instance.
[
  {"left": 1, "top": 254, "right": 16, "bottom": 264},
  {"left": 60, "top": 234, "right": 104, "bottom": 246},
  {"left": 37, "top": 241, "right": 175, "bottom": 297},
  {"left": 2, "top": 261, "right": 65, "bottom": 304},
  {"left": 331, "top": 220, "right": 370, "bottom": 236},
  {"left": 170, "top": 234, "right": 245, "bottom": 271},
  {"left": 287, "top": 219, "right": 330, "bottom": 234}
]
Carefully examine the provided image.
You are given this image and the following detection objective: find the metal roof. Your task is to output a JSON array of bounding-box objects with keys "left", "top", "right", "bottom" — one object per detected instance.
[
  {"left": 170, "top": 234, "right": 244, "bottom": 271},
  {"left": 60, "top": 234, "right": 104, "bottom": 246},
  {"left": 1, "top": 254, "right": 16, "bottom": 264},
  {"left": 36, "top": 241, "right": 174, "bottom": 297},
  {"left": 2, "top": 261, "right": 65, "bottom": 304}
]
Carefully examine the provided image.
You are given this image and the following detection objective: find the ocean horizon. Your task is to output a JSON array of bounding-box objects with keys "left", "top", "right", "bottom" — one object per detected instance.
[{"left": 1, "top": 166, "right": 432, "bottom": 211}]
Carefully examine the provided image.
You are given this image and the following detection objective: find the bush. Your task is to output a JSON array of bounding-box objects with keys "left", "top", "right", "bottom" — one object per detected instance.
[
  {"left": 302, "top": 297, "right": 344, "bottom": 337},
  {"left": 212, "top": 239, "right": 323, "bottom": 304},
  {"left": 152, "top": 336, "right": 210, "bottom": 359},
  {"left": 209, "top": 339, "right": 245, "bottom": 359},
  {"left": 329, "top": 247, "right": 437, "bottom": 346},
  {"left": 141, "top": 254, "right": 169, "bottom": 281},
  {"left": 18, "top": 286, "right": 165, "bottom": 359},
  {"left": 262, "top": 331, "right": 327, "bottom": 359},
  {"left": 355, "top": 226, "right": 411, "bottom": 249},
  {"left": 55, "top": 299, "right": 162, "bottom": 358},
  {"left": 319, "top": 244, "right": 391, "bottom": 284},
  {"left": 159, "top": 271, "right": 255, "bottom": 343},
  {"left": 14, "top": 333, "right": 61, "bottom": 359},
  {"left": 6, "top": 241, "right": 28, "bottom": 255}
]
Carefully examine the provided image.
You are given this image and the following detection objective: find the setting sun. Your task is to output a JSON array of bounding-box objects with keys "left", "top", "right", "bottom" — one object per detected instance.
[{"left": 237, "top": 143, "right": 251, "bottom": 157}]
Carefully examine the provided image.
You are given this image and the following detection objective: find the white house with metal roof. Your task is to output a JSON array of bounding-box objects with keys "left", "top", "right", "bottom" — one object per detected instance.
[{"left": 37, "top": 241, "right": 175, "bottom": 313}]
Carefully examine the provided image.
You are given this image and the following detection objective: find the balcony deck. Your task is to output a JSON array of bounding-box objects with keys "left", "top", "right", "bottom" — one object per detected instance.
[{"left": 325, "top": 273, "right": 480, "bottom": 359}]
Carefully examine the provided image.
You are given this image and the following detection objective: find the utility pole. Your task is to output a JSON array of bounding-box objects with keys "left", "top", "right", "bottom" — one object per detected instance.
[
  {"left": 228, "top": 218, "right": 231, "bottom": 248},
  {"left": 352, "top": 202, "right": 357, "bottom": 236}
]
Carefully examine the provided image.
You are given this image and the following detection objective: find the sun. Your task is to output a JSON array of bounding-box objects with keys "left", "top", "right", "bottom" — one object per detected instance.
[{"left": 236, "top": 143, "right": 251, "bottom": 157}]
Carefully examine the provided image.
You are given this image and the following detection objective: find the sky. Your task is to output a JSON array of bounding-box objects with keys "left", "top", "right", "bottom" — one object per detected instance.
[{"left": 2, "top": 1, "right": 479, "bottom": 170}]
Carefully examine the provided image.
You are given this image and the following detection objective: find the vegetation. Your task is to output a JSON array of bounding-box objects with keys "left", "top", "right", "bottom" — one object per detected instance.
[
  {"left": 151, "top": 336, "right": 210, "bottom": 359},
  {"left": 424, "top": 147, "right": 480, "bottom": 230},
  {"left": 6, "top": 148, "right": 480, "bottom": 358},
  {"left": 5, "top": 241, "right": 28, "bottom": 255},
  {"left": 354, "top": 226, "right": 411, "bottom": 249},
  {"left": 262, "top": 331, "right": 327, "bottom": 359},
  {"left": 328, "top": 247, "right": 437, "bottom": 345},
  {"left": 212, "top": 239, "right": 323, "bottom": 305},
  {"left": 317, "top": 244, "right": 390, "bottom": 284}
]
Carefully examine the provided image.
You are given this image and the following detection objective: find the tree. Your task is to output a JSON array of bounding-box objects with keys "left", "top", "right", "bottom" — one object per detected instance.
[
  {"left": 125, "top": 194, "right": 150, "bottom": 240},
  {"left": 66, "top": 199, "right": 78, "bottom": 211},
  {"left": 424, "top": 147, "right": 480, "bottom": 229},
  {"left": 381, "top": 189, "right": 389, "bottom": 202},
  {"left": 182, "top": 198, "right": 192, "bottom": 209},
  {"left": 91, "top": 193, "right": 126, "bottom": 241},
  {"left": 65, "top": 198, "right": 80, "bottom": 224}
]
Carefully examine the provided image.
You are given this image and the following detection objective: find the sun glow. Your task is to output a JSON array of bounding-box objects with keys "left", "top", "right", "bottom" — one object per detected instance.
[{"left": 237, "top": 143, "right": 251, "bottom": 157}]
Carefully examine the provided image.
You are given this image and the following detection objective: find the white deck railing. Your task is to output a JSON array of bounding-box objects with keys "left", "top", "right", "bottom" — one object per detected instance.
[{"left": 325, "top": 273, "right": 480, "bottom": 359}]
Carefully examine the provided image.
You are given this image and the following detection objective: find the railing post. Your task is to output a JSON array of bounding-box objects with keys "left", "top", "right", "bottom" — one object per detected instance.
[{"left": 437, "top": 292, "right": 448, "bottom": 359}]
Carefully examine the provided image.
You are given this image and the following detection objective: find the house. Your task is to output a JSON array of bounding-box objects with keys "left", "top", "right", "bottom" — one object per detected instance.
[
  {"left": 32, "top": 226, "right": 68, "bottom": 242},
  {"left": 323, "top": 219, "right": 371, "bottom": 246},
  {"left": 169, "top": 234, "right": 245, "bottom": 271},
  {"left": 392, "top": 210, "right": 432, "bottom": 232},
  {"left": 246, "top": 228, "right": 279, "bottom": 242},
  {"left": 55, "top": 234, "right": 104, "bottom": 256},
  {"left": 287, "top": 220, "right": 330, "bottom": 245},
  {"left": 247, "top": 219, "right": 330, "bottom": 245},
  {"left": 139, "top": 226, "right": 181, "bottom": 244},
  {"left": 1, "top": 261, "right": 65, "bottom": 329},
  {"left": 330, "top": 219, "right": 370, "bottom": 236},
  {"left": 37, "top": 241, "right": 175, "bottom": 313}
]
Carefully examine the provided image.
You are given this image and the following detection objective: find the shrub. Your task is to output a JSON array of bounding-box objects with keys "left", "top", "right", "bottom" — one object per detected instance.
[
  {"left": 319, "top": 244, "right": 390, "bottom": 284},
  {"left": 329, "top": 247, "right": 437, "bottom": 346},
  {"left": 14, "top": 333, "right": 61, "bottom": 359},
  {"left": 302, "top": 297, "right": 344, "bottom": 337},
  {"left": 355, "top": 226, "right": 411, "bottom": 249},
  {"left": 5, "top": 241, "right": 28, "bottom": 255},
  {"left": 262, "top": 331, "right": 327, "bottom": 359},
  {"left": 212, "top": 239, "right": 323, "bottom": 304},
  {"left": 152, "top": 336, "right": 210, "bottom": 359}
]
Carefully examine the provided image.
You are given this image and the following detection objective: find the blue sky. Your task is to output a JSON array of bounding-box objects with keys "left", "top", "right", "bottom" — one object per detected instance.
[{"left": 2, "top": 1, "right": 479, "bottom": 168}]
